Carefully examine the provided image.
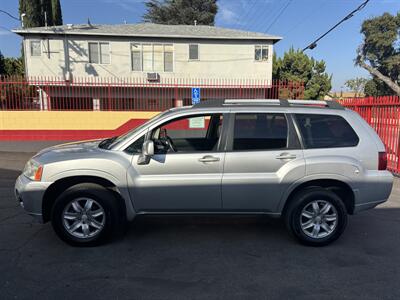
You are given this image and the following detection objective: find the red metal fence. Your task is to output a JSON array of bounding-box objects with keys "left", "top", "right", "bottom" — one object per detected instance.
[
  {"left": 0, "top": 76, "right": 304, "bottom": 111},
  {"left": 341, "top": 96, "right": 400, "bottom": 174}
]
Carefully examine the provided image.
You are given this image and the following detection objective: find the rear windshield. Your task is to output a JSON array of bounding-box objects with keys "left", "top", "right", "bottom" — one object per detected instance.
[{"left": 294, "top": 114, "right": 359, "bottom": 149}]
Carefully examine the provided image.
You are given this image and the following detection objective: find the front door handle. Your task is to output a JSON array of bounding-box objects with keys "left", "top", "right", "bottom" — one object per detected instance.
[
  {"left": 198, "top": 155, "right": 220, "bottom": 163},
  {"left": 276, "top": 153, "right": 297, "bottom": 160}
]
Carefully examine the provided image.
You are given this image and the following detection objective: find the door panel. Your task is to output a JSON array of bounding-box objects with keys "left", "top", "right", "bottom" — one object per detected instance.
[
  {"left": 221, "top": 112, "right": 305, "bottom": 212},
  {"left": 129, "top": 152, "right": 224, "bottom": 211},
  {"left": 127, "top": 113, "right": 226, "bottom": 212},
  {"left": 222, "top": 150, "right": 304, "bottom": 211}
]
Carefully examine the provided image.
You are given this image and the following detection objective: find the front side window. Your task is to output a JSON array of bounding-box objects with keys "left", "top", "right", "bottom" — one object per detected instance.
[
  {"left": 233, "top": 113, "right": 288, "bottom": 151},
  {"left": 255, "top": 45, "right": 268, "bottom": 61},
  {"left": 295, "top": 114, "right": 359, "bottom": 149},
  {"left": 189, "top": 44, "right": 199, "bottom": 60},
  {"left": 152, "top": 114, "right": 223, "bottom": 153},
  {"left": 125, "top": 135, "right": 145, "bottom": 154},
  {"left": 89, "top": 42, "right": 110, "bottom": 64},
  {"left": 30, "top": 40, "right": 41, "bottom": 56}
]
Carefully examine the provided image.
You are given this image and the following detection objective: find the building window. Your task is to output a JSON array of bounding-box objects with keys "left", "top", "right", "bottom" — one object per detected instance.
[
  {"left": 30, "top": 40, "right": 41, "bottom": 56},
  {"left": 131, "top": 43, "right": 173, "bottom": 72},
  {"left": 88, "top": 42, "right": 110, "bottom": 64},
  {"left": 131, "top": 44, "right": 142, "bottom": 71},
  {"left": 255, "top": 45, "right": 268, "bottom": 61},
  {"left": 189, "top": 44, "right": 199, "bottom": 60},
  {"left": 164, "top": 44, "right": 173, "bottom": 72}
]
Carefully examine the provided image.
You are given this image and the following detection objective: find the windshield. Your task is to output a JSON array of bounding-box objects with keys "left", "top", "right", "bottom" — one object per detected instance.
[{"left": 105, "top": 111, "right": 168, "bottom": 149}]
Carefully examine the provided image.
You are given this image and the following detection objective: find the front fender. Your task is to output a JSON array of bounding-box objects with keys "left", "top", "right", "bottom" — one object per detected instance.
[{"left": 47, "top": 168, "right": 136, "bottom": 221}]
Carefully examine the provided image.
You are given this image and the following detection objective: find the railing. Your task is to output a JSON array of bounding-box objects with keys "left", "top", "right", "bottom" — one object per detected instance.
[
  {"left": 0, "top": 76, "right": 304, "bottom": 111},
  {"left": 341, "top": 96, "right": 400, "bottom": 174}
]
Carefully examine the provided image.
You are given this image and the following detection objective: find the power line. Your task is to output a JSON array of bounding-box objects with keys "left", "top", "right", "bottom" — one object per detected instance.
[
  {"left": 0, "top": 25, "right": 14, "bottom": 34},
  {"left": 240, "top": 0, "right": 268, "bottom": 32},
  {"left": 265, "top": 0, "right": 293, "bottom": 33},
  {"left": 252, "top": 0, "right": 285, "bottom": 33},
  {"left": 282, "top": 0, "right": 329, "bottom": 37},
  {"left": 238, "top": 0, "right": 257, "bottom": 30},
  {"left": 302, "top": 0, "right": 370, "bottom": 52},
  {"left": 0, "top": 9, "right": 19, "bottom": 21}
]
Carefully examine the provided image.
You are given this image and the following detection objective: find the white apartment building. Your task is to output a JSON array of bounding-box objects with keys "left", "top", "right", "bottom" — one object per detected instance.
[{"left": 13, "top": 23, "right": 281, "bottom": 81}]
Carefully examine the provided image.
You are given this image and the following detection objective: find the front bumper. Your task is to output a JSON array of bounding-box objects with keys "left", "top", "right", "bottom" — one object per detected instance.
[{"left": 14, "top": 174, "right": 52, "bottom": 223}]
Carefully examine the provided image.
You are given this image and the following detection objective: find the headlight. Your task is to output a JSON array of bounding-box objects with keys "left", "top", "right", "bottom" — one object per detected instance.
[{"left": 23, "top": 160, "right": 43, "bottom": 181}]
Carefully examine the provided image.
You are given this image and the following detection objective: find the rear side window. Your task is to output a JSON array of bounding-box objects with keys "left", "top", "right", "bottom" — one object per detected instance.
[
  {"left": 233, "top": 113, "right": 288, "bottom": 151},
  {"left": 295, "top": 114, "right": 359, "bottom": 149}
]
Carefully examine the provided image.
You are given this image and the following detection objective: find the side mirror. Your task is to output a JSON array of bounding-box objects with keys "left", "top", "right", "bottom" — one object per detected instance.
[
  {"left": 142, "top": 140, "right": 154, "bottom": 156},
  {"left": 137, "top": 140, "right": 154, "bottom": 165}
]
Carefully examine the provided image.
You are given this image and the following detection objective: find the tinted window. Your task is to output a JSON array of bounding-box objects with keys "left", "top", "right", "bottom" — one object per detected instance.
[
  {"left": 295, "top": 114, "right": 359, "bottom": 149},
  {"left": 125, "top": 135, "right": 145, "bottom": 154},
  {"left": 233, "top": 113, "right": 288, "bottom": 151}
]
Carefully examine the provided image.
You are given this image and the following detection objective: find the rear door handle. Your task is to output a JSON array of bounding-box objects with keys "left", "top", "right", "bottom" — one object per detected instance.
[
  {"left": 198, "top": 156, "right": 220, "bottom": 163},
  {"left": 276, "top": 153, "right": 296, "bottom": 160}
]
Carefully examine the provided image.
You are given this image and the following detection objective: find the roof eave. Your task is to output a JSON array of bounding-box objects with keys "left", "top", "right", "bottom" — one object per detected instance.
[{"left": 12, "top": 29, "right": 282, "bottom": 41}]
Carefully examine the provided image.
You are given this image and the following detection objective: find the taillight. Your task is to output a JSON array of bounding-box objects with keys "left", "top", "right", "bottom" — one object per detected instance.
[{"left": 378, "top": 152, "right": 387, "bottom": 170}]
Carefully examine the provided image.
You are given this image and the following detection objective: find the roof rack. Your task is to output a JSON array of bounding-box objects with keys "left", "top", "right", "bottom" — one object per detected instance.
[{"left": 193, "top": 99, "right": 344, "bottom": 110}]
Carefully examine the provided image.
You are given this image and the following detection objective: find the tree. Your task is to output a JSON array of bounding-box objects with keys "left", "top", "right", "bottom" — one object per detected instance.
[
  {"left": 364, "top": 78, "right": 393, "bottom": 97},
  {"left": 356, "top": 12, "right": 400, "bottom": 96},
  {"left": 51, "top": 0, "right": 63, "bottom": 25},
  {"left": 344, "top": 77, "right": 368, "bottom": 97},
  {"left": 143, "top": 0, "right": 218, "bottom": 25},
  {"left": 19, "top": 0, "right": 63, "bottom": 27},
  {"left": 273, "top": 48, "right": 332, "bottom": 100},
  {"left": 19, "top": 0, "right": 44, "bottom": 27},
  {"left": 4, "top": 57, "right": 25, "bottom": 76},
  {"left": 0, "top": 51, "right": 5, "bottom": 75}
]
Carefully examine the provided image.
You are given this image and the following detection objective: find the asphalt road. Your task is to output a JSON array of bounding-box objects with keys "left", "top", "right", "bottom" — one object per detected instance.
[{"left": 1, "top": 151, "right": 400, "bottom": 300}]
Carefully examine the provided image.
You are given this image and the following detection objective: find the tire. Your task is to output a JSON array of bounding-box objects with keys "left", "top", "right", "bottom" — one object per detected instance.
[
  {"left": 284, "top": 187, "right": 348, "bottom": 246},
  {"left": 51, "top": 183, "right": 125, "bottom": 247}
]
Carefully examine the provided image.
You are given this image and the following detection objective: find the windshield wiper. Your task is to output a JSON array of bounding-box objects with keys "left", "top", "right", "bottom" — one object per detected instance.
[{"left": 98, "top": 136, "right": 118, "bottom": 149}]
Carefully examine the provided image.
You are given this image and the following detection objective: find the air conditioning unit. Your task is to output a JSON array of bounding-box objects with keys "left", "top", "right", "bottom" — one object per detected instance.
[{"left": 147, "top": 72, "right": 160, "bottom": 82}]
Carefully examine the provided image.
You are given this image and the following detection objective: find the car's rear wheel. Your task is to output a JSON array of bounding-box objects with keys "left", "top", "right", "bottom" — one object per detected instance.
[
  {"left": 51, "top": 183, "right": 124, "bottom": 246},
  {"left": 285, "top": 187, "right": 347, "bottom": 246}
]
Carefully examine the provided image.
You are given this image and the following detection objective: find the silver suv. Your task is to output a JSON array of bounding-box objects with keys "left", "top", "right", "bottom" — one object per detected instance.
[{"left": 15, "top": 99, "right": 393, "bottom": 246}]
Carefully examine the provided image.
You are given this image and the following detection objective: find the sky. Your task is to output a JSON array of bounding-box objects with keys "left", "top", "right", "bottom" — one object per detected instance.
[{"left": 0, "top": 0, "right": 399, "bottom": 91}]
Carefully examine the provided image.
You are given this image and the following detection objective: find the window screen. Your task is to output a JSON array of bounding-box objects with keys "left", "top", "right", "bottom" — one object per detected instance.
[
  {"left": 295, "top": 114, "right": 359, "bottom": 149},
  {"left": 88, "top": 43, "right": 99, "bottom": 64},
  {"left": 233, "top": 113, "right": 288, "bottom": 151},
  {"left": 30, "top": 40, "right": 41, "bottom": 56},
  {"left": 142, "top": 44, "right": 153, "bottom": 71},
  {"left": 131, "top": 44, "right": 142, "bottom": 71},
  {"left": 164, "top": 44, "right": 173, "bottom": 72},
  {"left": 189, "top": 44, "right": 199, "bottom": 60},
  {"left": 153, "top": 44, "right": 163, "bottom": 71},
  {"left": 100, "top": 42, "right": 110, "bottom": 64}
]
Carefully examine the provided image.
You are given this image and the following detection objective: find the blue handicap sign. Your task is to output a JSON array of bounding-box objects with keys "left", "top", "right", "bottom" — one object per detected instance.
[{"left": 191, "top": 87, "right": 201, "bottom": 105}]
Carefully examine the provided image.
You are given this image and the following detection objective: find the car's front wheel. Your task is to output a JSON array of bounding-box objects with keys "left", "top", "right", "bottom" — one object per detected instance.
[
  {"left": 51, "top": 183, "right": 124, "bottom": 246},
  {"left": 285, "top": 187, "right": 348, "bottom": 246}
]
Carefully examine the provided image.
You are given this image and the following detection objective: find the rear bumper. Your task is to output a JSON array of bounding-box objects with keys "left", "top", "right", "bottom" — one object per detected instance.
[
  {"left": 353, "top": 171, "right": 394, "bottom": 214},
  {"left": 14, "top": 174, "right": 52, "bottom": 223}
]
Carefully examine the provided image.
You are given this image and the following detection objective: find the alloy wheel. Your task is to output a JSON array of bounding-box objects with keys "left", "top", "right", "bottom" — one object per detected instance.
[
  {"left": 300, "top": 200, "right": 338, "bottom": 239},
  {"left": 62, "top": 197, "right": 106, "bottom": 239}
]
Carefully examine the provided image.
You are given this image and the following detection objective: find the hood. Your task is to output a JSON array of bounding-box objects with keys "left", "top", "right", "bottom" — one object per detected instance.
[{"left": 33, "top": 139, "right": 103, "bottom": 163}]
